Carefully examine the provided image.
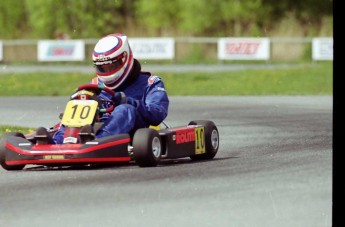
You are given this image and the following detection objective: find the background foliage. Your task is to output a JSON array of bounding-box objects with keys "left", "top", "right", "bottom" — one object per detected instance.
[{"left": 0, "top": 0, "right": 332, "bottom": 39}]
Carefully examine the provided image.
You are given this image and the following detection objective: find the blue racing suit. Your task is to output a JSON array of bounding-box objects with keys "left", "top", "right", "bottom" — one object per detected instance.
[{"left": 52, "top": 70, "right": 169, "bottom": 144}]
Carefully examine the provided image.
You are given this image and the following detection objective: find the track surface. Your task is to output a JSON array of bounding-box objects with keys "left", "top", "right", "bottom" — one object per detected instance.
[{"left": 0, "top": 96, "right": 332, "bottom": 227}]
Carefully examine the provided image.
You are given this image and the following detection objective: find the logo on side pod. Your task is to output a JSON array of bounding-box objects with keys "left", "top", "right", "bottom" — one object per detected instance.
[{"left": 175, "top": 129, "right": 195, "bottom": 144}]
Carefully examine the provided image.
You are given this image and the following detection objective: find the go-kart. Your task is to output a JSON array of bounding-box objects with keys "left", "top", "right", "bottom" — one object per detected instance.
[{"left": 0, "top": 84, "right": 219, "bottom": 170}]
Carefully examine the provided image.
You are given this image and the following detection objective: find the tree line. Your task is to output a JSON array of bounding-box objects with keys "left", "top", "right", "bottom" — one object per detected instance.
[{"left": 0, "top": 0, "right": 332, "bottom": 39}]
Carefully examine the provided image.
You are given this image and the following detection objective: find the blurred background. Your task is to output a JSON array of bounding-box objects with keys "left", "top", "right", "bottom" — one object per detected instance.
[{"left": 0, "top": 0, "right": 333, "bottom": 64}]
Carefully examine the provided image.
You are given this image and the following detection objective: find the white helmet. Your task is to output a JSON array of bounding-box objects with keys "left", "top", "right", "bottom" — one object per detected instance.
[{"left": 92, "top": 34, "right": 134, "bottom": 89}]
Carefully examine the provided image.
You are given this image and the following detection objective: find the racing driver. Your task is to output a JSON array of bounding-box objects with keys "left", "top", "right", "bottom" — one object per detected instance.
[{"left": 36, "top": 33, "right": 169, "bottom": 144}]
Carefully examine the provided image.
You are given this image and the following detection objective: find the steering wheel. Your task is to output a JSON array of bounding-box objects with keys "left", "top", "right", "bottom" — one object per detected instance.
[{"left": 73, "top": 84, "right": 116, "bottom": 114}]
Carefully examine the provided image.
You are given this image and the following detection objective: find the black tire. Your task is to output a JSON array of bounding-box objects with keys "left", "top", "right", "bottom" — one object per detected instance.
[
  {"left": 132, "top": 128, "right": 162, "bottom": 167},
  {"left": 0, "top": 132, "right": 26, "bottom": 170},
  {"left": 1, "top": 132, "right": 25, "bottom": 139},
  {"left": 189, "top": 120, "right": 219, "bottom": 160},
  {"left": 1, "top": 161, "right": 25, "bottom": 171}
]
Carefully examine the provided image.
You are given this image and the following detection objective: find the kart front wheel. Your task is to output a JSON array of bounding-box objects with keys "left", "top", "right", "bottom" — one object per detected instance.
[
  {"left": 189, "top": 120, "right": 219, "bottom": 160},
  {"left": 0, "top": 132, "right": 26, "bottom": 170},
  {"left": 0, "top": 160, "right": 25, "bottom": 171},
  {"left": 132, "top": 128, "right": 162, "bottom": 167}
]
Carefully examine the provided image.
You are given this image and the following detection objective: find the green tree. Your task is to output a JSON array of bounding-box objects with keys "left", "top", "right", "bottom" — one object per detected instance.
[
  {"left": 0, "top": 0, "right": 333, "bottom": 39},
  {"left": 177, "top": 0, "right": 268, "bottom": 36},
  {"left": 134, "top": 0, "right": 181, "bottom": 36},
  {"left": 0, "top": 0, "right": 27, "bottom": 38},
  {"left": 23, "top": 0, "right": 125, "bottom": 38}
]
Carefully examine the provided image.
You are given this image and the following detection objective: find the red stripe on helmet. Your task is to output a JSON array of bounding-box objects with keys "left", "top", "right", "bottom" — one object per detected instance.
[
  {"left": 93, "top": 36, "right": 123, "bottom": 57},
  {"left": 102, "top": 50, "right": 133, "bottom": 88}
]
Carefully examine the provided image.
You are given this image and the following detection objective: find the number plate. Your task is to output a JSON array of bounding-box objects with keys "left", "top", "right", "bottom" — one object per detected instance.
[
  {"left": 61, "top": 100, "right": 98, "bottom": 127},
  {"left": 195, "top": 127, "right": 206, "bottom": 154}
]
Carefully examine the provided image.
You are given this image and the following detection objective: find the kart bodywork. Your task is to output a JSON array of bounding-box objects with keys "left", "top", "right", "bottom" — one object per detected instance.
[{"left": 0, "top": 84, "right": 219, "bottom": 170}]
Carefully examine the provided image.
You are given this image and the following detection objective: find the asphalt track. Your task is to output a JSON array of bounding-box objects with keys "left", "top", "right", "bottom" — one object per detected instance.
[{"left": 0, "top": 96, "right": 332, "bottom": 227}]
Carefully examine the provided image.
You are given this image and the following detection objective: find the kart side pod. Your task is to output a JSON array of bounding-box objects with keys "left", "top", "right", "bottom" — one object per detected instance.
[{"left": 131, "top": 120, "right": 219, "bottom": 167}]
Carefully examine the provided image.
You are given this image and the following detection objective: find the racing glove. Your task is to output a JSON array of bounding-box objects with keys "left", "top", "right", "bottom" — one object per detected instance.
[
  {"left": 112, "top": 92, "right": 127, "bottom": 106},
  {"left": 112, "top": 92, "right": 138, "bottom": 107}
]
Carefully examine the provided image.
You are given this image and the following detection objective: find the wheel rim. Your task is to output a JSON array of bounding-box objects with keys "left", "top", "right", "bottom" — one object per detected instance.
[
  {"left": 152, "top": 137, "right": 161, "bottom": 158},
  {"left": 211, "top": 129, "right": 219, "bottom": 150}
]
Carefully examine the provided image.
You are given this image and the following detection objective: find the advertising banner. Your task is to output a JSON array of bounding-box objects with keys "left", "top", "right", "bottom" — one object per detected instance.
[
  {"left": 128, "top": 38, "right": 175, "bottom": 60},
  {"left": 312, "top": 38, "right": 333, "bottom": 61},
  {"left": 218, "top": 38, "right": 270, "bottom": 60},
  {"left": 37, "top": 40, "right": 85, "bottom": 61}
]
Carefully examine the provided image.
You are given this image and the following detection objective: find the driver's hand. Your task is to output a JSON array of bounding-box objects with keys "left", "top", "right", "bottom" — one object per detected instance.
[
  {"left": 112, "top": 92, "right": 138, "bottom": 107},
  {"left": 112, "top": 92, "right": 127, "bottom": 106}
]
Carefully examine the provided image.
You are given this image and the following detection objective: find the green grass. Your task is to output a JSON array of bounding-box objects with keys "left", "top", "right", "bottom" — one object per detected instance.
[
  {"left": 163, "top": 63, "right": 332, "bottom": 95},
  {"left": 0, "top": 62, "right": 332, "bottom": 96},
  {"left": 0, "top": 125, "right": 34, "bottom": 138},
  {"left": 0, "top": 72, "right": 93, "bottom": 96}
]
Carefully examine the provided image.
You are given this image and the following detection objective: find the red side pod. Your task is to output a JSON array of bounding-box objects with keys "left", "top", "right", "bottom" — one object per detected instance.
[{"left": 3, "top": 136, "right": 131, "bottom": 166}]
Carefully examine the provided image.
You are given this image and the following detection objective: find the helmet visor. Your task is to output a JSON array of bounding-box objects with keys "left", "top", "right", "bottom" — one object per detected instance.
[{"left": 94, "top": 52, "right": 126, "bottom": 74}]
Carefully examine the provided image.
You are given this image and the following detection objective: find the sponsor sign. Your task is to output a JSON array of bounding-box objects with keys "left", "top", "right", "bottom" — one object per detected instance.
[
  {"left": 218, "top": 38, "right": 270, "bottom": 60},
  {"left": 38, "top": 40, "right": 85, "bottom": 61},
  {"left": 175, "top": 128, "right": 195, "bottom": 144},
  {"left": 128, "top": 38, "right": 174, "bottom": 60},
  {"left": 0, "top": 41, "right": 3, "bottom": 61},
  {"left": 312, "top": 37, "right": 333, "bottom": 61},
  {"left": 44, "top": 155, "right": 65, "bottom": 160},
  {"left": 171, "top": 126, "right": 205, "bottom": 154}
]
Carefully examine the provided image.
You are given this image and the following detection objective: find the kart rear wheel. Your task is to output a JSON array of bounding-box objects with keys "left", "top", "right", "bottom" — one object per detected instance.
[
  {"left": 189, "top": 120, "right": 219, "bottom": 160},
  {"left": 132, "top": 128, "right": 162, "bottom": 167},
  {"left": 1, "top": 132, "right": 25, "bottom": 139},
  {"left": 0, "top": 132, "right": 26, "bottom": 170}
]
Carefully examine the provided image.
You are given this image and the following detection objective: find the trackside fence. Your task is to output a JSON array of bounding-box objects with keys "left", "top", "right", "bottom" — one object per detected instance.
[{"left": 0, "top": 37, "right": 333, "bottom": 64}]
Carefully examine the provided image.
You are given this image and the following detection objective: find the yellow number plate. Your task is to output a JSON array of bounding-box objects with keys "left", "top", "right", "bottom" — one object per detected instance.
[
  {"left": 195, "top": 127, "right": 206, "bottom": 154},
  {"left": 61, "top": 100, "right": 98, "bottom": 127}
]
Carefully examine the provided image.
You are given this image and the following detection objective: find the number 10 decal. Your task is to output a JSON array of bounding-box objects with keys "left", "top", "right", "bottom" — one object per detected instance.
[
  {"left": 195, "top": 127, "right": 206, "bottom": 154},
  {"left": 71, "top": 105, "right": 91, "bottom": 119},
  {"left": 61, "top": 100, "right": 98, "bottom": 127}
]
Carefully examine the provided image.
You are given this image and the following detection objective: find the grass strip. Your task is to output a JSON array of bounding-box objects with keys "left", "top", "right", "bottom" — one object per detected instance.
[{"left": 0, "top": 63, "right": 332, "bottom": 96}]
